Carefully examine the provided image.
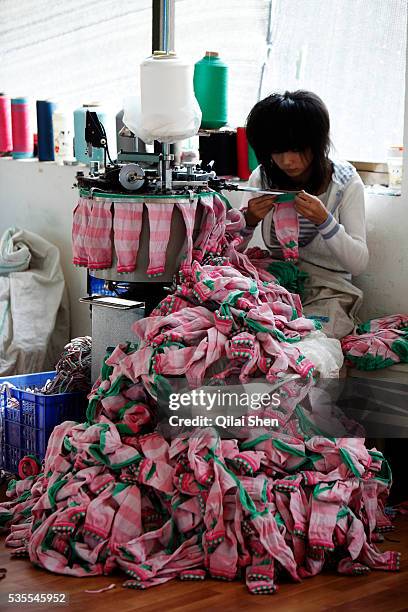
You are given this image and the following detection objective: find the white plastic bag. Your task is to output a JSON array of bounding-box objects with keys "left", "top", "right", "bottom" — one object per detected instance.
[
  {"left": 123, "top": 54, "right": 201, "bottom": 144},
  {"left": 297, "top": 330, "right": 344, "bottom": 378}
]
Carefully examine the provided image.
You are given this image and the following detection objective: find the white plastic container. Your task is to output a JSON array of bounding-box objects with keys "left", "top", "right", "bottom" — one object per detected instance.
[
  {"left": 387, "top": 145, "right": 403, "bottom": 193},
  {"left": 123, "top": 52, "right": 201, "bottom": 144},
  {"left": 52, "top": 107, "right": 75, "bottom": 164}
]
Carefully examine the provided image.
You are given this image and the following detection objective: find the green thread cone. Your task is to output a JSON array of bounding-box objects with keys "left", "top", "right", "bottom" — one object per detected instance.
[{"left": 193, "top": 52, "right": 228, "bottom": 129}]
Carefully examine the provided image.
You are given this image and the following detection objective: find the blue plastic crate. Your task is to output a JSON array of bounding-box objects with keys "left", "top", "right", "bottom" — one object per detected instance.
[
  {"left": 0, "top": 371, "right": 86, "bottom": 428},
  {"left": 3, "top": 444, "right": 23, "bottom": 474},
  {"left": 4, "top": 420, "right": 47, "bottom": 455},
  {"left": 0, "top": 371, "right": 88, "bottom": 469}
]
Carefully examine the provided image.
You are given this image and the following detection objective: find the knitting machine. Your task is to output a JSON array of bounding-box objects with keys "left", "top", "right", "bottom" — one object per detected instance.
[
  {"left": 76, "top": 109, "right": 262, "bottom": 197},
  {"left": 76, "top": 110, "right": 213, "bottom": 195}
]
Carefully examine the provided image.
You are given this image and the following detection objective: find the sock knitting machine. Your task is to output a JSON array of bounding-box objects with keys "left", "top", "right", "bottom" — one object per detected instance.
[{"left": 76, "top": 0, "right": 281, "bottom": 380}]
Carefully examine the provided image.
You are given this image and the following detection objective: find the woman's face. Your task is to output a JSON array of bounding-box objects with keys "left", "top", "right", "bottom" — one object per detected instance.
[{"left": 271, "top": 148, "right": 313, "bottom": 181}]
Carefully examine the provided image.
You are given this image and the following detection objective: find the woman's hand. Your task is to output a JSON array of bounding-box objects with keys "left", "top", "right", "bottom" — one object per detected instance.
[
  {"left": 245, "top": 194, "right": 277, "bottom": 227},
  {"left": 294, "top": 190, "right": 329, "bottom": 225}
]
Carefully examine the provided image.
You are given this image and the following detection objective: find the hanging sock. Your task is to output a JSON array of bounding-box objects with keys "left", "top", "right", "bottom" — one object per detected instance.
[
  {"left": 273, "top": 200, "right": 299, "bottom": 261},
  {"left": 85, "top": 199, "right": 113, "bottom": 269},
  {"left": 203, "top": 194, "right": 227, "bottom": 256},
  {"left": 250, "top": 512, "right": 300, "bottom": 582},
  {"left": 72, "top": 197, "right": 93, "bottom": 267},
  {"left": 176, "top": 195, "right": 198, "bottom": 273},
  {"left": 145, "top": 200, "right": 174, "bottom": 277},
  {"left": 113, "top": 201, "right": 144, "bottom": 273},
  {"left": 193, "top": 195, "right": 216, "bottom": 261}
]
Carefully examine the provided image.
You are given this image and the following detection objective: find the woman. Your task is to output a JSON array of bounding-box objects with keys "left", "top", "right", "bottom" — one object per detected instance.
[{"left": 240, "top": 90, "right": 369, "bottom": 339}]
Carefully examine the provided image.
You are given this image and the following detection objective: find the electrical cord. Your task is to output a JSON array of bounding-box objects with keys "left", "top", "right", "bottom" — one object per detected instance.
[{"left": 87, "top": 111, "right": 114, "bottom": 165}]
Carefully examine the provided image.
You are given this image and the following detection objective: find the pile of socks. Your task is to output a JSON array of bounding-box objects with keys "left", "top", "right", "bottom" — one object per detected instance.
[
  {"left": 0, "top": 365, "right": 399, "bottom": 591},
  {"left": 110, "top": 258, "right": 318, "bottom": 394},
  {"left": 0, "top": 196, "right": 400, "bottom": 595},
  {"left": 341, "top": 314, "right": 408, "bottom": 370}
]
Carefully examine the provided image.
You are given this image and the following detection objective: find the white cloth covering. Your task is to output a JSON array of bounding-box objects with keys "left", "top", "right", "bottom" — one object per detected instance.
[{"left": 0, "top": 227, "right": 70, "bottom": 375}]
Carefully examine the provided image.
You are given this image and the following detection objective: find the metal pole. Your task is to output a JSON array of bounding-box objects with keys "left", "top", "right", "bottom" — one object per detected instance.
[
  {"left": 152, "top": 0, "right": 175, "bottom": 53},
  {"left": 152, "top": 0, "right": 175, "bottom": 190}
]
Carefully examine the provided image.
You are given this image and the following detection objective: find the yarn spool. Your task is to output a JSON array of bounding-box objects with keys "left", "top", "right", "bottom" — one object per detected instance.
[
  {"left": 135, "top": 52, "right": 201, "bottom": 144},
  {"left": 199, "top": 130, "right": 237, "bottom": 177},
  {"left": 74, "top": 103, "right": 106, "bottom": 164},
  {"left": 193, "top": 51, "right": 228, "bottom": 129},
  {"left": 0, "top": 95, "right": 12, "bottom": 155},
  {"left": 36, "top": 100, "right": 56, "bottom": 161},
  {"left": 236, "top": 127, "right": 251, "bottom": 180},
  {"left": 11, "top": 97, "right": 33, "bottom": 159}
]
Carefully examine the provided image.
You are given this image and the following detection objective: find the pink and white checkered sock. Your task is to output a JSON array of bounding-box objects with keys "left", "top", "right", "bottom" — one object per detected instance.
[
  {"left": 251, "top": 512, "right": 299, "bottom": 582},
  {"left": 193, "top": 195, "right": 215, "bottom": 261},
  {"left": 308, "top": 479, "right": 358, "bottom": 551},
  {"left": 145, "top": 200, "right": 174, "bottom": 277},
  {"left": 110, "top": 484, "right": 142, "bottom": 549},
  {"left": 85, "top": 199, "right": 113, "bottom": 269},
  {"left": 176, "top": 196, "right": 197, "bottom": 273},
  {"left": 72, "top": 197, "right": 93, "bottom": 266},
  {"left": 113, "top": 201, "right": 144, "bottom": 273},
  {"left": 273, "top": 200, "right": 299, "bottom": 261}
]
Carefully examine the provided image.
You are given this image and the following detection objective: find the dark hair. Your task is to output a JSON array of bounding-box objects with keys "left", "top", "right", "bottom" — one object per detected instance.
[{"left": 245, "top": 90, "right": 331, "bottom": 194}]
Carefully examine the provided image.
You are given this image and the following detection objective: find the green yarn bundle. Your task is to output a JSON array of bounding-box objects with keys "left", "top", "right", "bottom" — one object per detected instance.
[{"left": 267, "top": 261, "right": 309, "bottom": 299}]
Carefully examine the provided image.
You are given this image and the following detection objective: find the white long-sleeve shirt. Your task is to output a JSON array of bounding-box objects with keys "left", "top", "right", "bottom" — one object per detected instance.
[{"left": 239, "top": 160, "right": 369, "bottom": 278}]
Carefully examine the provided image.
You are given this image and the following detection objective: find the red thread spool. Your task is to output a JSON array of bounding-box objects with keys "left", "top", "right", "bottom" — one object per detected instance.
[
  {"left": 236, "top": 127, "right": 250, "bottom": 180},
  {"left": 11, "top": 97, "right": 33, "bottom": 159},
  {"left": 0, "top": 95, "right": 12, "bottom": 154}
]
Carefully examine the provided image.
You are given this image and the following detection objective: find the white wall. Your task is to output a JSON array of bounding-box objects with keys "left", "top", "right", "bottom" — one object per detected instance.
[
  {"left": 0, "top": 158, "right": 91, "bottom": 338},
  {"left": 352, "top": 6, "right": 408, "bottom": 320},
  {"left": 353, "top": 194, "right": 408, "bottom": 320},
  {"left": 0, "top": 0, "right": 151, "bottom": 110}
]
